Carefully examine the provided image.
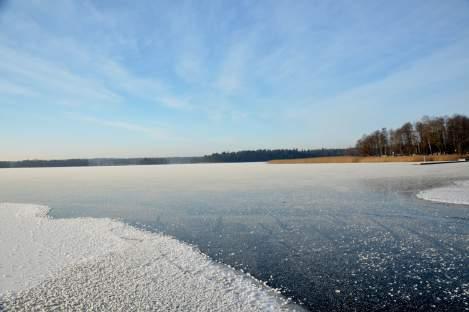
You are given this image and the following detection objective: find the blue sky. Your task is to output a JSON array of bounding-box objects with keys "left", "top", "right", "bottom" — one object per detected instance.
[{"left": 1, "top": 0, "right": 469, "bottom": 160}]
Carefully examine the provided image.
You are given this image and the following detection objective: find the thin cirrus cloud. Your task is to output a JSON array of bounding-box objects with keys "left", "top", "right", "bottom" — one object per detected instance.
[
  {"left": 0, "top": 79, "right": 37, "bottom": 97},
  {"left": 70, "top": 114, "right": 170, "bottom": 141},
  {"left": 282, "top": 38, "right": 469, "bottom": 147},
  {"left": 1, "top": 0, "right": 469, "bottom": 159},
  {"left": 0, "top": 45, "right": 122, "bottom": 107},
  {"left": 0, "top": 43, "right": 190, "bottom": 111}
]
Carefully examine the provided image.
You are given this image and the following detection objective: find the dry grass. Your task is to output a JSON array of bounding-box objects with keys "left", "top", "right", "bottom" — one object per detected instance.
[{"left": 269, "top": 154, "right": 462, "bottom": 164}]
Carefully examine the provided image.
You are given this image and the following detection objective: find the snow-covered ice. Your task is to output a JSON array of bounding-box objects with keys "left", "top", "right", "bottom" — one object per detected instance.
[
  {"left": 0, "top": 203, "right": 298, "bottom": 311},
  {"left": 417, "top": 180, "right": 469, "bottom": 205}
]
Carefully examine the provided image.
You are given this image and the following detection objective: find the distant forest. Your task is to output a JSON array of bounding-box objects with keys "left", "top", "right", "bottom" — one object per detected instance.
[
  {"left": 3, "top": 114, "right": 467, "bottom": 169},
  {"left": 356, "top": 114, "right": 469, "bottom": 156},
  {"left": 201, "top": 148, "right": 345, "bottom": 163},
  {"left": 0, "top": 149, "right": 346, "bottom": 168}
]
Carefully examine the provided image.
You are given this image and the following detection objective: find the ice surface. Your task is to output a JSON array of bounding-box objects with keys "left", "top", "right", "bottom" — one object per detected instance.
[
  {"left": 0, "top": 203, "right": 298, "bottom": 311},
  {"left": 1, "top": 163, "right": 468, "bottom": 310},
  {"left": 417, "top": 180, "right": 469, "bottom": 205}
]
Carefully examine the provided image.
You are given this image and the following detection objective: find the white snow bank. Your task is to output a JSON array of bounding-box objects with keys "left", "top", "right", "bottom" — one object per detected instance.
[
  {"left": 417, "top": 180, "right": 469, "bottom": 206},
  {"left": 0, "top": 203, "right": 298, "bottom": 311}
]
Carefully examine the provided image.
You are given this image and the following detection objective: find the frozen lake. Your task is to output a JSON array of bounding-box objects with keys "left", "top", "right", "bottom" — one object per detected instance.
[{"left": 0, "top": 163, "right": 468, "bottom": 311}]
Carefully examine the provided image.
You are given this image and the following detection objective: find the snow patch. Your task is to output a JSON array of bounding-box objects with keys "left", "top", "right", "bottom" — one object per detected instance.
[
  {"left": 0, "top": 203, "right": 299, "bottom": 311},
  {"left": 417, "top": 180, "right": 469, "bottom": 206}
]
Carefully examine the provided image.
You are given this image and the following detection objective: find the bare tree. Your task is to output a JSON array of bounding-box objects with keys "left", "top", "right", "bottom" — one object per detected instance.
[{"left": 355, "top": 114, "right": 469, "bottom": 156}]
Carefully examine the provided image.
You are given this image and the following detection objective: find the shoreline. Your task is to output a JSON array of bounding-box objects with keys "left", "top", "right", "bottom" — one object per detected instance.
[{"left": 269, "top": 155, "right": 465, "bottom": 164}]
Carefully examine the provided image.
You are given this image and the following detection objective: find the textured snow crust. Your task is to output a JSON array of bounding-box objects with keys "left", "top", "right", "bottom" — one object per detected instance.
[
  {"left": 0, "top": 203, "right": 298, "bottom": 311},
  {"left": 417, "top": 180, "right": 469, "bottom": 205}
]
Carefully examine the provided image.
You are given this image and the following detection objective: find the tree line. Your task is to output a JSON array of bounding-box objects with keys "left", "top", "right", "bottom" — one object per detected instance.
[
  {"left": 356, "top": 114, "right": 469, "bottom": 156},
  {"left": 0, "top": 149, "right": 346, "bottom": 168},
  {"left": 200, "top": 148, "right": 345, "bottom": 163}
]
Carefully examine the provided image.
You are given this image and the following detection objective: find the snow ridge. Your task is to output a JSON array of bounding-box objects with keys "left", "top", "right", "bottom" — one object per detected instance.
[
  {"left": 417, "top": 180, "right": 469, "bottom": 206},
  {"left": 0, "top": 203, "right": 299, "bottom": 311}
]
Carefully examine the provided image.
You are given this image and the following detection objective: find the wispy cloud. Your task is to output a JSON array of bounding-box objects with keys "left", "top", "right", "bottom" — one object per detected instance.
[
  {"left": 70, "top": 114, "right": 169, "bottom": 140},
  {"left": 0, "top": 45, "right": 121, "bottom": 107},
  {"left": 0, "top": 80, "right": 37, "bottom": 97},
  {"left": 280, "top": 38, "right": 469, "bottom": 146},
  {"left": 216, "top": 41, "right": 251, "bottom": 94},
  {"left": 96, "top": 59, "right": 192, "bottom": 110}
]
